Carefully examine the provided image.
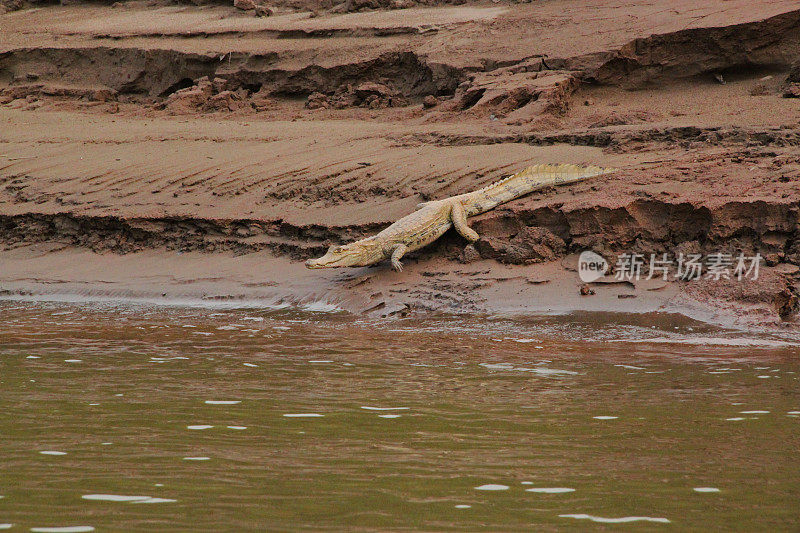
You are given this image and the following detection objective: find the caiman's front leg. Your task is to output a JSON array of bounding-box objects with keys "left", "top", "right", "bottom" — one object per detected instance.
[
  {"left": 450, "top": 201, "right": 479, "bottom": 242},
  {"left": 390, "top": 243, "right": 407, "bottom": 272}
]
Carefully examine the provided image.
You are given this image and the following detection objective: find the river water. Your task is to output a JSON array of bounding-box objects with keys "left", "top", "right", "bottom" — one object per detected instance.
[{"left": 1, "top": 300, "right": 799, "bottom": 531}]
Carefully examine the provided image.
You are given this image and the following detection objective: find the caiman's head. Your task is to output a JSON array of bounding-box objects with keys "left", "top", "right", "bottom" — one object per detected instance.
[{"left": 305, "top": 239, "right": 383, "bottom": 269}]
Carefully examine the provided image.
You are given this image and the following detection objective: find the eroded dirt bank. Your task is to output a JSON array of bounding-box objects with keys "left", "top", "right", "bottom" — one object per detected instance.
[{"left": 0, "top": 0, "right": 799, "bottom": 329}]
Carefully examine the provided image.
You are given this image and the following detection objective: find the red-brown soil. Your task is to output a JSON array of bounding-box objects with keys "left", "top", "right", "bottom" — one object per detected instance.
[{"left": 0, "top": 0, "right": 798, "bottom": 329}]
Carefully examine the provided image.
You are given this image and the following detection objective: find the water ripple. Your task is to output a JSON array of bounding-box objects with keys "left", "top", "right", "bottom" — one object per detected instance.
[{"left": 560, "top": 514, "right": 670, "bottom": 524}]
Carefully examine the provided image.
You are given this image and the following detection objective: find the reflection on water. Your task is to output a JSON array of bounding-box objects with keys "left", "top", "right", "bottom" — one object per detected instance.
[
  {"left": 1, "top": 301, "right": 799, "bottom": 531},
  {"left": 559, "top": 514, "right": 671, "bottom": 524}
]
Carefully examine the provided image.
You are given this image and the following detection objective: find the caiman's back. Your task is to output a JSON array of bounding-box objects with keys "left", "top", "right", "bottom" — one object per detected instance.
[
  {"left": 376, "top": 202, "right": 453, "bottom": 253},
  {"left": 457, "top": 163, "right": 612, "bottom": 216}
]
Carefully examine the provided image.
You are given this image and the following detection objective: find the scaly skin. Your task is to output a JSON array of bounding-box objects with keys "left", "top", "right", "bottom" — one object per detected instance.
[{"left": 305, "top": 163, "right": 616, "bottom": 271}]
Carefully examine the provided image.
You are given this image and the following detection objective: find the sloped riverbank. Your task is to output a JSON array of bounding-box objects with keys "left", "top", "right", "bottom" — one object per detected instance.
[{"left": 0, "top": 0, "right": 798, "bottom": 328}]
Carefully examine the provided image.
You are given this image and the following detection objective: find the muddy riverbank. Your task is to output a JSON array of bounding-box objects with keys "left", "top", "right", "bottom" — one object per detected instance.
[{"left": 0, "top": 0, "right": 798, "bottom": 329}]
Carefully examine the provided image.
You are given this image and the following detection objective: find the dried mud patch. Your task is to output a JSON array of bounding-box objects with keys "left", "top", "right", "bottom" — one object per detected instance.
[
  {"left": 0, "top": 213, "right": 369, "bottom": 258},
  {"left": 440, "top": 58, "right": 580, "bottom": 125},
  {"left": 684, "top": 269, "right": 800, "bottom": 322},
  {"left": 581, "top": 8, "right": 800, "bottom": 88},
  {"left": 2, "top": 6, "right": 799, "bottom": 117},
  {"left": 468, "top": 199, "right": 799, "bottom": 267},
  {"left": 0, "top": 48, "right": 463, "bottom": 108}
]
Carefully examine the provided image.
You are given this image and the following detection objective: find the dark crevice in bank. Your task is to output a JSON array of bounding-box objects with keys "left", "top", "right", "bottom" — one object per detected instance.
[
  {"left": 0, "top": 48, "right": 464, "bottom": 101},
  {"left": 2, "top": 198, "right": 797, "bottom": 267},
  {"left": 1, "top": 7, "right": 798, "bottom": 109},
  {"left": 389, "top": 126, "right": 800, "bottom": 150}
]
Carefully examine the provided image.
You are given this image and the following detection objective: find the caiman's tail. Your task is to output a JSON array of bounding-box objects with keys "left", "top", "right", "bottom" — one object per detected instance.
[{"left": 462, "top": 163, "right": 617, "bottom": 215}]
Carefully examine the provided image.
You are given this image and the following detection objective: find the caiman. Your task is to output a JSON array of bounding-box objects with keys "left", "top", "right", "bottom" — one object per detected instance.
[{"left": 305, "top": 163, "right": 616, "bottom": 271}]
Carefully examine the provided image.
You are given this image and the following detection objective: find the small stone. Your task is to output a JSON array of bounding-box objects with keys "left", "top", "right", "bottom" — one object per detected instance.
[
  {"left": 196, "top": 79, "right": 214, "bottom": 97},
  {"left": 91, "top": 88, "right": 117, "bottom": 102},
  {"left": 254, "top": 4, "right": 272, "bottom": 16},
  {"left": 250, "top": 90, "right": 275, "bottom": 111},
  {"left": 787, "top": 61, "right": 800, "bottom": 84},
  {"left": 764, "top": 253, "right": 782, "bottom": 267},
  {"left": 0, "top": 0, "right": 23, "bottom": 12},
  {"left": 459, "top": 244, "right": 481, "bottom": 263},
  {"left": 783, "top": 83, "right": 800, "bottom": 98},
  {"left": 234, "top": 0, "right": 256, "bottom": 9},
  {"left": 205, "top": 90, "right": 246, "bottom": 112},
  {"left": 775, "top": 288, "right": 799, "bottom": 319},
  {"left": 211, "top": 77, "right": 228, "bottom": 93},
  {"left": 305, "top": 92, "right": 329, "bottom": 110},
  {"left": 165, "top": 88, "right": 208, "bottom": 113},
  {"left": 579, "top": 284, "right": 595, "bottom": 296},
  {"left": 774, "top": 263, "right": 799, "bottom": 275},
  {"left": 749, "top": 83, "right": 768, "bottom": 96},
  {"left": 354, "top": 82, "right": 394, "bottom": 99},
  {"left": 422, "top": 95, "right": 438, "bottom": 108}
]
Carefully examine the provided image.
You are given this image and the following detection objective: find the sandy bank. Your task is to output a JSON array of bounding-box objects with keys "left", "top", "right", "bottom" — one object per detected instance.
[{"left": 0, "top": 0, "right": 798, "bottom": 329}]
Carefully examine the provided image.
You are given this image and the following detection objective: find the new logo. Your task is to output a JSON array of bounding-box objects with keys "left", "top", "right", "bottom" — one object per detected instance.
[{"left": 578, "top": 251, "right": 608, "bottom": 282}]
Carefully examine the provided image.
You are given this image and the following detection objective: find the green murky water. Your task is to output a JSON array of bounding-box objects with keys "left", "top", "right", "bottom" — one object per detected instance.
[{"left": 1, "top": 301, "right": 799, "bottom": 531}]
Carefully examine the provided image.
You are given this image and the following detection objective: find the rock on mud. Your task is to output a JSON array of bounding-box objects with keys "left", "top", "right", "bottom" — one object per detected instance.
[
  {"left": 234, "top": 0, "right": 256, "bottom": 10},
  {"left": 775, "top": 286, "right": 800, "bottom": 318},
  {"left": 475, "top": 226, "right": 566, "bottom": 265},
  {"left": 783, "top": 84, "right": 800, "bottom": 98},
  {"left": 451, "top": 62, "right": 579, "bottom": 124},
  {"left": 305, "top": 81, "right": 407, "bottom": 110},
  {"left": 0, "top": 0, "right": 23, "bottom": 13},
  {"left": 459, "top": 244, "right": 481, "bottom": 263},
  {"left": 254, "top": 4, "right": 272, "bottom": 16},
  {"left": 162, "top": 76, "right": 250, "bottom": 113},
  {"left": 305, "top": 91, "right": 329, "bottom": 110},
  {"left": 783, "top": 61, "right": 800, "bottom": 97}
]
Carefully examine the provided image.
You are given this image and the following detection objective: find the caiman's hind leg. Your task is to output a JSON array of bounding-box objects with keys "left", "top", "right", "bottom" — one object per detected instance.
[
  {"left": 390, "top": 244, "right": 407, "bottom": 272},
  {"left": 450, "top": 201, "right": 479, "bottom": 242}
]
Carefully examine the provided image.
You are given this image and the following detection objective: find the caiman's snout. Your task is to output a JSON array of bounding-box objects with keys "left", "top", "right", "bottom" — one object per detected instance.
[
  {"left": 305, "top": 258, "right": 323, "bottom": 269},
  {"left": 306, "top": 243, "right": 368, "bottom": 269},
  {"left": 306, "top": 247, "right": 340, "bottom": 269}
]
